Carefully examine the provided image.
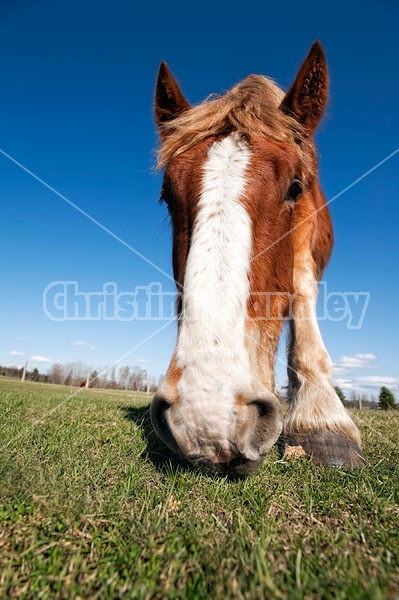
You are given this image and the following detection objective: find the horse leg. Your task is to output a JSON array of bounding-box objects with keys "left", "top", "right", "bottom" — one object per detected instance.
[{"left": 282, "top": 257, "right": 366, "bottom": 468}]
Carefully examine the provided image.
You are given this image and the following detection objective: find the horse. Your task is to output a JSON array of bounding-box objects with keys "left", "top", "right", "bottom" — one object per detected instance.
[{"left": 150, "top": 42, "right": 366, "bottom": 474}]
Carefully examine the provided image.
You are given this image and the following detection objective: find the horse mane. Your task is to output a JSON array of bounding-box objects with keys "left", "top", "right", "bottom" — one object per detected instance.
[{"left": 157, "top": 75, "right": 315, "bottom": 177}]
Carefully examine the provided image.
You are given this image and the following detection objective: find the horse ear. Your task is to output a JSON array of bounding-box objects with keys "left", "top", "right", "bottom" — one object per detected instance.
[
  {"left": 280, "top": 41, "right": 328, "bottom": 135},
  {"left": 154, "top": 62, "right": 191, "bottom": 134}
]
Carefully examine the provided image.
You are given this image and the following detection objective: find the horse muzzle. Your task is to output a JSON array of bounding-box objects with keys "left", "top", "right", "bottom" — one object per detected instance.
[{"left": 150, "top": 392, "right": 283, "bottom": 475}]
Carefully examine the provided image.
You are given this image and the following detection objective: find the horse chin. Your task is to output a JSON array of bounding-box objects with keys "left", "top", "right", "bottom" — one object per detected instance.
[{"left": 188, "top": 455, "right": 266, "bottom": 476}]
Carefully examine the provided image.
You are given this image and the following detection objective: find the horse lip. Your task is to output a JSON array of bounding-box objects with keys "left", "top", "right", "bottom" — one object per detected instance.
[
  {"left": 187, "top": 440, "right": 248, "bottom": 465},
  {"left": 187, "top": 452, "right": 264, "bottom": 475}
]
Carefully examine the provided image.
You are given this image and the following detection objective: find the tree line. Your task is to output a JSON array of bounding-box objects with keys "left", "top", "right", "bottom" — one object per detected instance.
[
  {"left": 0, "top": 362, "right": 162, "bottom": 392},
  {"left": 1, "top": 364, "right": 396, "bottom": 407},
  {"left": 335, "top": 386, "right": 397, "bottom": 411}
]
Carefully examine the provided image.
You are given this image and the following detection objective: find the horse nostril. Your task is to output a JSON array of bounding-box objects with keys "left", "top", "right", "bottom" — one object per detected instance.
[
  {"left": 235, "top": 395, "right": 283, "bottom": 459},
  {"left": 251, "top": 399, "right": 277, "bottom": 418},
  {"left": 150, "top": 394, "right": 180, "bottom": 455}
]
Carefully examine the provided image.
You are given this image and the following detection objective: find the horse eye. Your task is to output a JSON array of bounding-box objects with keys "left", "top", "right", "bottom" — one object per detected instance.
[
  {"left": 160, "top": 187, "right": 173, "bottom": 209},
  {"left": 285, "top": 180, "right": 303, "bottom": 202},
  {"left": 159, "top": 185, "right": 168, "bottom": 204}
]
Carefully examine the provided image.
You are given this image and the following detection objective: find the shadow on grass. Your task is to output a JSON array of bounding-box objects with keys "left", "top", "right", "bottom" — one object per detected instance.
[
  {"left": 119, "top": 405, "right": 246, "bottom": 480},
  {"left": 119, "top": 405, "right": 192, "bottom": 474}
]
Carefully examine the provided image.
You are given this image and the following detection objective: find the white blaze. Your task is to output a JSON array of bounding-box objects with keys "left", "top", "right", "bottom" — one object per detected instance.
[{"left": 175, "top": 133, "right": 253, "bottom": 452}]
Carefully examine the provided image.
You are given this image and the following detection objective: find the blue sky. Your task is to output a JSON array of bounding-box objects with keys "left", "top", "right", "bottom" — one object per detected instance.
[{"left": 1, "top": 0, "right": 398, "bottom": 397}]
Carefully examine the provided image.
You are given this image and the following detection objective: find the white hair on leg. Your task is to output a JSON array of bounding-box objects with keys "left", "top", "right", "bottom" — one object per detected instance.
[{"left": 286, "top": 248, "right": 361, "bottom": 445}]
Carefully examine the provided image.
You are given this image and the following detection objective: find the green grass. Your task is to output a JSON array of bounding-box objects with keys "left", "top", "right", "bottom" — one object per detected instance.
[{"left": 1, "top": 376, "right": 398, "bottom": 599}]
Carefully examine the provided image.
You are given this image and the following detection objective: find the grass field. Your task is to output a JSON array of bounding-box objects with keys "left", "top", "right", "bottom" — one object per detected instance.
[{"left": 1, "top": 377, "right": 398, "bottom": 599}]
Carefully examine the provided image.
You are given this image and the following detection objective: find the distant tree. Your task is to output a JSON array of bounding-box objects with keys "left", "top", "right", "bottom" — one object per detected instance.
[
  {"left": 90, "top": 370, "right": 99, "bottom": 387},
  {"left": 119, "top": 366, "right": 131, "bottom": 389},
  {"left": 378, "top": 387, "right": 396, "bottom": 410},
  {"left": 31, "top": 368, "right": 40, "bottom": 382},
  {"left": 107, "top": 366, "right": 117, "bottom": 389},
  {"left": 63, "top": 361, "right": 87, "bottom": 386},
  {"left": 334, "top": 386, "right": 347, "bottom": 405},
  {"left": 147, "top": 374, "right": 157, "bottom": 393},
  {"left": 48, "top": 362, "right": 65, "bottom": 385},
  {"left": 350, "top": 391, "right": 366, "bottom": 410},
  {"left": 96, "top": 367, "right": 108, "bottom": 389},
  {"left": 129, "top": 368, "right": 144, "bottom": 391}
]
